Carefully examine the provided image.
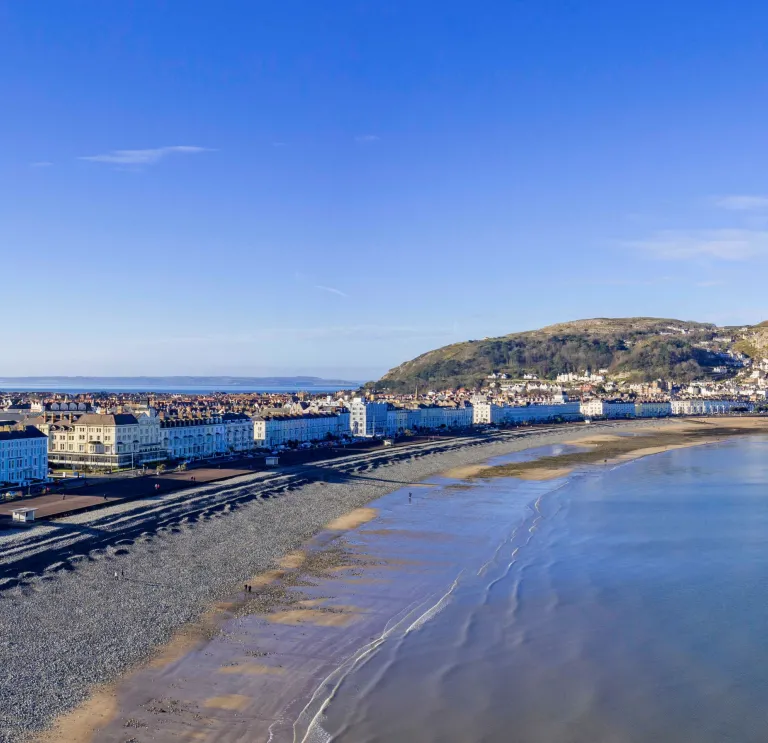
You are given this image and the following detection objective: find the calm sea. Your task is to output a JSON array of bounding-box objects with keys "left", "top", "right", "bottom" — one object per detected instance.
[{"left": 317, "top": 437, "right": 768, "bottom": 743}]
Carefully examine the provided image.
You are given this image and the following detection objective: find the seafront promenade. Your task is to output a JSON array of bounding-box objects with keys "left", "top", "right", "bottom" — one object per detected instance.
[{"left": 0, "top": 435, "right": 452, "bottom": 523}]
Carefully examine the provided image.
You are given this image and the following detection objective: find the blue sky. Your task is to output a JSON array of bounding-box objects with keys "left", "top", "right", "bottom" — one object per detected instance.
[{"left": 3, "top": 1, "right": 768, "bottom": 380}]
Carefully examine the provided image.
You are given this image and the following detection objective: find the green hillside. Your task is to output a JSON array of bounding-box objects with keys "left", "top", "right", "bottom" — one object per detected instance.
[{"left": 374, "top": 317, "right": 746, "bottom": 390}]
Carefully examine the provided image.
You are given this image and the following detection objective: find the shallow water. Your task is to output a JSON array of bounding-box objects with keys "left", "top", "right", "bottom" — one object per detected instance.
[{"left": 318, "top": 436, "right": 768, "bottom": 743}]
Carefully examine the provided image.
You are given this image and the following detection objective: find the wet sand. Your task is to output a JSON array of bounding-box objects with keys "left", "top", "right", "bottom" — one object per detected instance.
[
  {"left": 461, "top": 418, "right": 768, "bottom": 481},
  {"left": 44, "top": 511, "right": 458, "bottom": 743},
  {"left": 31, "top": 417, "right": 768, "bottom": 743}
]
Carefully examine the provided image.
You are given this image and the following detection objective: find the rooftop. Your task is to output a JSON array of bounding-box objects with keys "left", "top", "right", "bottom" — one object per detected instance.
[{"left": 0, "top": 426, "right": 48, "bottom": 441}]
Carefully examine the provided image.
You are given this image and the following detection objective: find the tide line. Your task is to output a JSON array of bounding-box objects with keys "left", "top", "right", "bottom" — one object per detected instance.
[{"left": 294, "top": 572, "right": 465, "bottom": 743}]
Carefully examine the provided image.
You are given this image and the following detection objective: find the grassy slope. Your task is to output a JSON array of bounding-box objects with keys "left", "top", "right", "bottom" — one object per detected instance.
[{"left": 376, "top": 317, "right": 749, "bottom": 390}]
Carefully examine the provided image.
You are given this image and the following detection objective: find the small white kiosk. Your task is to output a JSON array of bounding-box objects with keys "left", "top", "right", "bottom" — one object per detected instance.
[
  {"left": 265, "top": 456, "right": 279, "bottom": 467},
  {"left": 11, "top": 507, "right": 38, "bottom": 524}
]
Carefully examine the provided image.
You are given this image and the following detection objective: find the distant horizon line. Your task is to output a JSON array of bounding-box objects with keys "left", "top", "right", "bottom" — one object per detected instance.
[{"left": 0, "top": 375, "right": 364, "bottom": 382}]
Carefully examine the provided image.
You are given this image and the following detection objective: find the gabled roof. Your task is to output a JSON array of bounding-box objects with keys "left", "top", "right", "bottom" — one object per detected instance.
[{"left": 74, "top": 413, "right": 139, "bottom": 426}]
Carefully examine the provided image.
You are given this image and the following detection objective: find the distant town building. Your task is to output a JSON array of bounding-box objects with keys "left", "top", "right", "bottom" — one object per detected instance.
[
  {"left": 44, "top": 401, "right": 92, "bottom": 414},
  {"left": 1, "top": 399, "right": 43, "bottom": 415}
]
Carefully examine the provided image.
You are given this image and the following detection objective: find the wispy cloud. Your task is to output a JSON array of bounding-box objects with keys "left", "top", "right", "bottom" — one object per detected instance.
[
  {"left": 30, "top": 161, "right": 53, "bottom": 168},
  {"left": 315, "top": 284, "right": 348, "bottom": 298},
  {"left": 145, "top": 325, "right": 450, "bottom": 344},
  {"left": 355, "top": 134, "right": 380, "bottom": 144},
  {"left": 627, "top": 229, "right": 768, "bottom": 261},
  {"left": 713, "top": 195, "right": 768, "bottom": 211},
  {"left": 79, "top": 146, "right": 211, "bottom": 166},
  {"left": 695, "top": 280, "right": 724, "bottom": 288},
  {"left": 586, "top": 276, "right": 673, "bottom": 287}
]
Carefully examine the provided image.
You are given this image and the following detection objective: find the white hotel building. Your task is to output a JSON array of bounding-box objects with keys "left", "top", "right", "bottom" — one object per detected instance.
[
  {"left": 39, "top": 412, "right": 164, "bottom": 469},
  {"left": 253, "top": 412, "right": 351, "bottom": 449},
  {"left": 671, "top": 399, "right": 753, "bottom": 416},
  {"left": 222, "top": 413, "right": 255, "bottom": 453},
  {"left": 161, "top": 413, "right": 255, "bottom": 460},
  {"left": 635, "top": 401, "right": 673, "bottom": 417},
  {"left": 161, "top": 416, "right": 226, "bottom": 460},
  {"left": 580, "top": 400, "right": 636, "bottom": 419},
  {"left": 0, "top": 426, "right": 49, "bottom": 486},
  {"left": 349, "top": 399, "right": 389, "bottom": 437},
  {"left": 473, "top": 401, "right": 582, "bottom": 425},
  {"left": 401, "top": 404, "right": 474, "bottom": 434},
  {"left": 352, "top": 401, "right": 473, "bottom": 437}
]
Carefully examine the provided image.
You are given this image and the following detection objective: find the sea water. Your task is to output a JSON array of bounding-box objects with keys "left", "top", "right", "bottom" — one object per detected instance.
[{"left": 320, "top": 436, "right": 768, "bottom": 743}]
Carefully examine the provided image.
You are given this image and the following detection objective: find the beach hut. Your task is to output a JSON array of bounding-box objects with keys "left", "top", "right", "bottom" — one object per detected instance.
[
  {"left": 265, "top": 456, "right": 279, "bottom": 467},
  {"left": 11, "top": 507, "right": 38, "bottom": 524}
]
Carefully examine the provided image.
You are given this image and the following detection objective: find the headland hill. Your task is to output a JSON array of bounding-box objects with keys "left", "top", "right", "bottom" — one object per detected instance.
[{"left": 371, "top": 316, "right": 768, "bottom": 391}]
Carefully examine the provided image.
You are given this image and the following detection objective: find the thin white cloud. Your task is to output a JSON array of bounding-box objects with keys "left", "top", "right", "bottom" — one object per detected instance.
[
  {"left": 314, "top": 284, "right": 348, "bottom": 298},
  {"left": 587, "top": 276, "right": 673, "bottom": 287},
  {"left": 355, "top": 134, "right": 380, "bottom": 144},
  {"left": 627, "top": 229, "right": 768, "bottom": 261},
  {"left": 713, "top": 195, "right": 768, "bottom": 211},
  {"left": 695, "top": 280, "right": 724, "bottom": 287},
  {"left": 30, "top": 161, "right": 53, "bottom": 168},
  {"left": 79, "top": 146, "right": 211, "bottom": 165},
  {"left": 143, "top": 325, "right": 451, "bottom": 344}
]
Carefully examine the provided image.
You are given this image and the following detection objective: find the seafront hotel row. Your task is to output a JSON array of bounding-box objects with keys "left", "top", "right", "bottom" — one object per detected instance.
[{"left": 0, "top": 396, "right": 757, "bottom": 487}]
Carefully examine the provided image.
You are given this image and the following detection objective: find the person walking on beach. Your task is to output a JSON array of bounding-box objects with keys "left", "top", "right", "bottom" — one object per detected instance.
[{"left": 409, "top": 492, "right": 412, "bottom": 503}]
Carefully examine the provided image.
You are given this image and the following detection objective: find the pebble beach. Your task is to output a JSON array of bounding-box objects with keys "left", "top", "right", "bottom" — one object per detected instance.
[{"left": 0, "top": 419, "right": 733, "bottom": 742}]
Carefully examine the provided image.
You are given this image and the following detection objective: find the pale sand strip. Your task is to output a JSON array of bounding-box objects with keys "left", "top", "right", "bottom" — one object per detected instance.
[
  {"left": 36, "top": 689, "right": 117, "bottom": 743},
  {"left": 325, "top": 507, "right": 378, "bottom": 530}
]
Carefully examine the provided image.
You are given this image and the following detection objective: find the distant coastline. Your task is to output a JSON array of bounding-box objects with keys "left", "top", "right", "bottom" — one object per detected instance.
[{"left": 0, "top": 376, "right": 361, "bottom": 394}]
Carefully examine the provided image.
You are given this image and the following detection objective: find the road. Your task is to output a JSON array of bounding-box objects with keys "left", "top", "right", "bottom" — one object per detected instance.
[{"left": 0, "top": 428, "right": 546, "bottom": 591}]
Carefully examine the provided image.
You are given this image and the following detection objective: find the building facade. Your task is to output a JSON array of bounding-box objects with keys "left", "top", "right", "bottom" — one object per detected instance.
[
  {"left": 0, "top": 427, "right": 48, "bottom": 486},
  {"left": 475, "top": 401, "right": 582, "bottom": 425},
  {"left": 41, "top": 412, "right": 163, "bottom": 469},
  {"left": 580, "top": 400, "right": 636, "bottom": 419},
  {"left": 222, "top": 413, "right": 255, "bottom": 452},
  {"left": 635, "top": 401, "right": 673, "bottom": 417},
  {"left": 252, "top": 412, "right": 350, "bottom": 448},
  {"left": 348, "top": 399, "right": 389, "bottom": 437},
  {"left": 160, "top": 416, "right": 227, "bottom": 460},
  {"left": 671, "top": 399, "right": 753, "bottom": 415}
]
